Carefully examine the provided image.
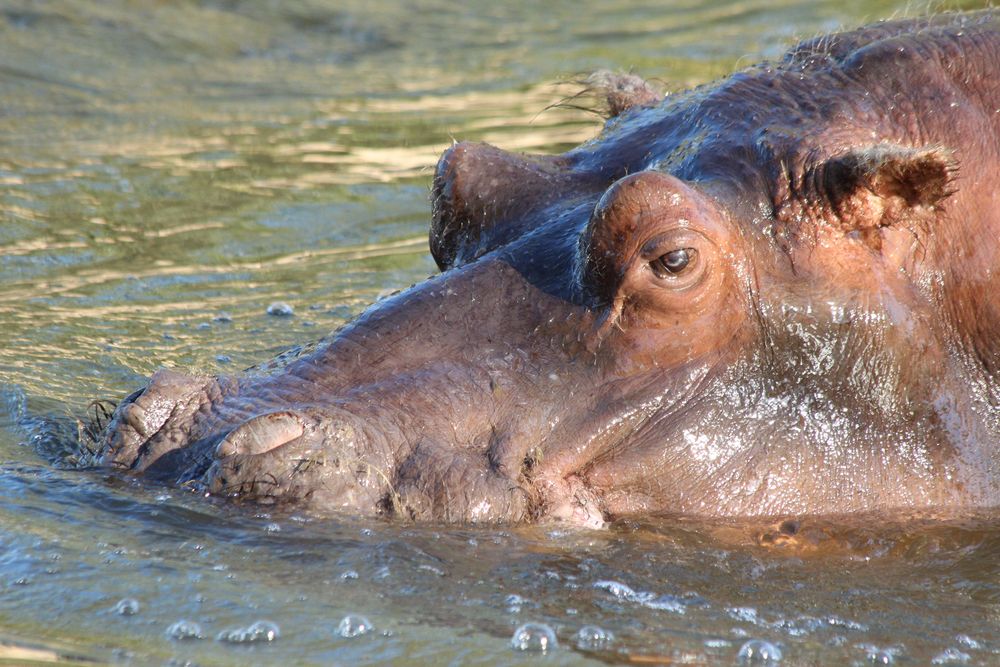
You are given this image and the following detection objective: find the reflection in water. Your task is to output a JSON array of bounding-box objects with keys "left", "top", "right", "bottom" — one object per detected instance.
[{"left": 1, "top": 0, "right": 996, "bottom": 664}]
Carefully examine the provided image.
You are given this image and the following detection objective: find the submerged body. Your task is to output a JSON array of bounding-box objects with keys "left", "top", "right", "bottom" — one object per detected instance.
[{"left": 95, "top": 11, "right": 1000, "bottom": 526}]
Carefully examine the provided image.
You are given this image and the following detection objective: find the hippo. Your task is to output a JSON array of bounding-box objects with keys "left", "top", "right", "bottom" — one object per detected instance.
[{"left": 90, "top": 11, "right": 1000, "bottom": 527}]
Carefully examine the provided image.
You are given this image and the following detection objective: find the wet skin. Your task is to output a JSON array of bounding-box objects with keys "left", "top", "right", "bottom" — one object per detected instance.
[{"left": 95, "top": 11, "right": 1000, "bottom": 526}]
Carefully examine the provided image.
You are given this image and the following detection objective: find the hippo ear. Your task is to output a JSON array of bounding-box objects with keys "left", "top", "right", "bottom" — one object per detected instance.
[
  {"left": 584, "top": 71, "right": 663, "bottom": 118},
  {"left": 819, "top": 144, "right": 957, "bottom": 232}
]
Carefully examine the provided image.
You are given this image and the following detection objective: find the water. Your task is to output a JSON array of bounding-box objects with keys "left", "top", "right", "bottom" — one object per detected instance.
[{"left": 1, "top": 0, "right": 998, "bottom": 663}]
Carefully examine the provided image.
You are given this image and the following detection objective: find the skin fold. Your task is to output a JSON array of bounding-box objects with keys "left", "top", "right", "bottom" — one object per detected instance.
[{"left": 94, "top": 11, "right": 1000, "bottom": 527}]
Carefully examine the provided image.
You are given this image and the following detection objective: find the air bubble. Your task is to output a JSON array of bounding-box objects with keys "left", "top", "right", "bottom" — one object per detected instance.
[
  {"left": 737, "top": 639, "right": 782, "bottom": 663},
  {"left": 511, "top": 622, "right": 558, "bottom": 653},
  {"left": 337, "top": 614, "right": 374, "bottom": 638},
  {"left": 266, "top": 302, "right": 294, "bottom": 317},
  {"left": 576, "top": 625, "right": 614, "bottom": 650},
  {"left": 166, "top": 620, "right": 203, "bottom": 641},
  {"left": 113, "top": 598, "right": 140, "bottom": 616},
  {"left": 339, "top": 570, "right": 359, "bottom": 581},
  {"left": 216, "top": 620, "right": 280, "bottom": 643}
]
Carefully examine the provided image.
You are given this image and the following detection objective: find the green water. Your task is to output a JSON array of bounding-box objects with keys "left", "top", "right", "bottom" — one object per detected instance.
[{"left": 2, "top": 0, "right": 999, "bottom": 664}]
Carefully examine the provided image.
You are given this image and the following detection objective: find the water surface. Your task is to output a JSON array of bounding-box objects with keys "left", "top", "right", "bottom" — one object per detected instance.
[{"left": 2, "top": 0, "right": 998, "bottom": 664}]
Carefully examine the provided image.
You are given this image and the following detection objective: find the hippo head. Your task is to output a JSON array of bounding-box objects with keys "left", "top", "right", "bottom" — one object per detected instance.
[{"left": 96, "top": 12, "right": 1000, "bottom": 525}]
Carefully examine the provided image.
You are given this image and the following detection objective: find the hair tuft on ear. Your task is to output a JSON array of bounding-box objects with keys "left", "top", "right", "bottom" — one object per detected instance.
[
  {"left": 820, "top": 144, "right": 958, "bottom": 229},
  {"left": 582, "top": 71, "right": 663, "bottom": 118}
]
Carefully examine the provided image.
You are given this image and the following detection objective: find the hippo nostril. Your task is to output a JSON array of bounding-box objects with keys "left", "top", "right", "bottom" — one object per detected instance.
[
  {"left": 122, "top": 402, "right": 149, "bottom": 437},
  {"left": 215, "top": 411, "right": 306, "bottom": 459}
]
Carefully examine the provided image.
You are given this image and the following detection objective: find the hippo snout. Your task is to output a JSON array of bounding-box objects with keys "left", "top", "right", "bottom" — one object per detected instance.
[
  {"left": 100, "top": 368, "right": 221, "bottom": 477},
  {"left": 205, "top": 408, "right": 393, "bottom": 512}
]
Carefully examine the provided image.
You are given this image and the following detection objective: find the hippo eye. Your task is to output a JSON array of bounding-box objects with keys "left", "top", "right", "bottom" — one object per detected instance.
[{"left": 650, "top": 248, "right": 696, "bottom": 278}]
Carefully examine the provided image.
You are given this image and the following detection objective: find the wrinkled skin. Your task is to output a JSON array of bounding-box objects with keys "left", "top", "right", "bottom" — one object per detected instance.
[{"left": 95, "top": 11, "right": 1000, "bottom": 526}]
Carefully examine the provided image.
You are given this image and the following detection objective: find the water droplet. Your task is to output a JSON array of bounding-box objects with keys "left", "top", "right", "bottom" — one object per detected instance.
[
  {"left": 737, "top": 639, "right": 782, "bottom": 663},
  {"left": 511, "top": 622, "right": 558, "bottom": 653},
  {"left": 266, "top": 302, "right": 294, "bottom": 317},
  {"left": 216, "top": 620, "right": 280, "bottom": 643},
  {"left": 166, "top": 620, "right": 203, "bottom": 641},
  {"left": 576, "top": 625, "right": 614, "bottom": 650},
  {"left": 113, "top": 598, "right": 140, "bottom": 616},
  {"left": 337, "top": 614, "right": 373, "bottom": 638},
  {"left": 932, "top": 647, "right": 971, "bottom": 664}
]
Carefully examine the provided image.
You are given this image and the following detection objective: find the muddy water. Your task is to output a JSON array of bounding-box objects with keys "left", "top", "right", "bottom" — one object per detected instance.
[{"left": 2, "top": 0, "right": 999, "bottom": 664}]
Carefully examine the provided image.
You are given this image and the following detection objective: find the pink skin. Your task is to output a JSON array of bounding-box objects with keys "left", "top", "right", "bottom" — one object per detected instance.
[{"left": 96, "top": 11, "right": 1000, "bottom": 526}]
